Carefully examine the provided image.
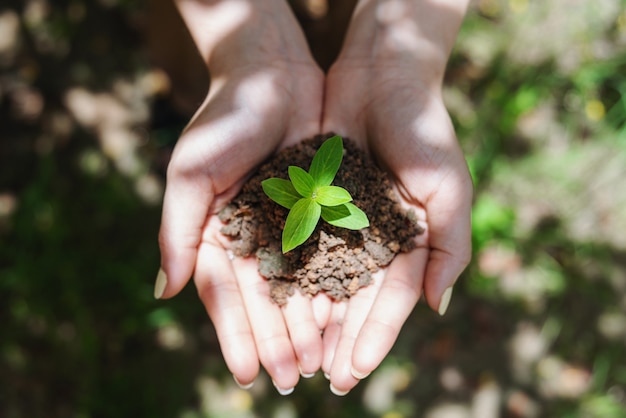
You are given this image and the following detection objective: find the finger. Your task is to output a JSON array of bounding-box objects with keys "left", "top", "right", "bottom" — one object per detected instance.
[
  {"left": 321, "top": 301, "right": 347, "bottom": 377},
  {"left": 194, "top": 242, "right": 259, "bottom": 386},
  {"left": 311, "top": 292, "right": 332, "bottom": 330},
  {"left": 232, "top": 256, "right": 300, "bottom": 394},
  {"left": 351, "top": 250, "right": 427, "bottom": 378},
  {"left": 327, "top": 273, "right": 384, "bottom": 395},
  {"left": 156, "top": 162, "right": 214, "bottom": 299},
  {"left": 421, "top": 169, "right": 473, "bottom": 315},
  {"left": 281, "top": 292, "right": 323, "bottom": 378}
]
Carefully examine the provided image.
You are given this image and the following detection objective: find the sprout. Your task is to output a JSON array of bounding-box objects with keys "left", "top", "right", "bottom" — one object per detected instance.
[{"left": 261, "top": 135, "right": 370, "bottom": 253}]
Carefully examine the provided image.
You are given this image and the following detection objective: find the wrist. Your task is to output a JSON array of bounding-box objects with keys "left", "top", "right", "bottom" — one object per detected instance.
[
  {"left": 174, "top": 0, "right": 316, "bottom": 74},
  {"left": 337, "top": 0, "right": 469, "bottom": 85}
]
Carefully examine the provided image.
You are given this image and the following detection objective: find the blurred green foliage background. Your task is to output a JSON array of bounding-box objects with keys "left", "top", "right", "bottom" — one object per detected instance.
[{"left": 1, "top": 0, "right": 625, "bottom": 417}]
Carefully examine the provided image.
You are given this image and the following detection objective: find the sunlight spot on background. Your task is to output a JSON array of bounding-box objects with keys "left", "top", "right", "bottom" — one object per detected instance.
[
  {"left": 497, "top": 259, "right": 566, "bottom": 312},
  {"left": 23, "top": 0, "right": 49, "bottom": 27},
  {"left": 455, "top": 29, "right": 500, "bottom": 72},
  {"left": 585, "top": 99, "right": 605, "bottom": 121},
  {"left": 363, "top": 362, "right": 413, "bottom": 414},
  {"left": 440, "top": 367, "right": 465, "bottom": 392},
  {"left": 0, "top": 193, "right": 18, "bottom": 218},
  {"left": 516, "top": 101, "right": 570, "bottom": 155},
  {"left": 135, "top": 174, "right": 164, "bottom": 205},
  {"left": 608, "top": 386, "right": 626, "bottom": 405},
  {"left": 536, "top": 356, "right": 592, "bottom": 399},
  {"left": 0, "top": 10, "right": 20, "bottom": 59},
  {"left": 23, "top": 0, "right": 71, "bottom": 56},
  {"left": 382, "top": 411, "right": 404, "bottom": 418},
  {"left": 508, "top": 0, "right": 528, "bottom": 14},
  {"left": 424, "top": 402, "right": 470, "bottom": 418},
  {"left": 139, "top": 69, "right": 171, "bottom": 97},
  {"left": 597, "top": 311, "right": 626, "bottom": 340},
  {"left": 505, "top": 0, "right": 622, "bottom": 73},
  {"left": 505, "top": 390, "right": 540, "bottom": 418},
  {"left": 11, "top": 85, "right": 44, "bottom": 121},
  {"left": 79, "top": 149, "right": 108, "bottom": 177},
  {"left": 65, "top": 88, "right": 107, "bottom": 127},
  {"left": 478, "top": 244, "right": 521, "bottom": 278},
  {"left": 618, "top": 11, "right": 626, "bottom": 34},
  {"left": 471, "top": 376, "right": 501, "bottom": 418},
  {"left": 195, "top": 376, "right": 255, "bottom": 418},
  {"left": 443, "top": 87, "right": 477, "bottom": 129},
  {"left": 99, "top": 127, "right": 143, "bottom": 176},
  {"left": 509, "top": 322, "right": 548, "bottom": 384},
  {"left": 64, "top": 75, "right": 165, "bottom": 204},
  {"left": 303, "top": 0, "right": 328, "bottom": 19},
  {"left": 272, "top": 401, "right": 297, "bottom": 418},
  {"left": 156, "top": 322, "right": 186, "bottom": 351},
  {"left": 478, "top": 0, "right": 501, "bottom": 18}
]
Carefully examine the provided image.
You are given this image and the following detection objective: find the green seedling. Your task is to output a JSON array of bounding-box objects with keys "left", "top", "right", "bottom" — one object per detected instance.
[{"left": 261, "top": 135, "right": 370, "bottom": 253}]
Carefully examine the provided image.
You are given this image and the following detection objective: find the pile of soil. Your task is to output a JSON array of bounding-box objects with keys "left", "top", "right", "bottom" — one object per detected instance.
[{"left": 219, "top": 134, "right": 423, "bottom": 305}]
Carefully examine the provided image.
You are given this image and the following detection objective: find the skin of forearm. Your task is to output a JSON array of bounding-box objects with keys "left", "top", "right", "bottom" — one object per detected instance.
[
  {"left": 341, "top": 0, "right": 470, "bottom": 83},
  {"left": 173, "top": 0, "right": 314, "bottom": 74}
]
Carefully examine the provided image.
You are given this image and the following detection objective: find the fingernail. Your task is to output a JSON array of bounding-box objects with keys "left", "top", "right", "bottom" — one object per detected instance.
[
  {"left": 298, "top": 365, "right": 315, "bottom": 378},
  {"left": 154, "top": 268, "right": 168, "bottom": 299},
  {"left": 351, "top": 366, "right": 370, "bottom": 380},
  {"left": 233, "top": 375, "right": 254, "bottom": 390},
  {"left": 330, "top": 383, "right": 350, "bottom": 396},
  {"left": 272, "top": 380, "right": 294, "bottom": 396},
  {"left": 323, "top": 372, "right": 330, "bottom": 380},
  {"left": 438, "top": 286, "right": 453, "bottom": 316}
]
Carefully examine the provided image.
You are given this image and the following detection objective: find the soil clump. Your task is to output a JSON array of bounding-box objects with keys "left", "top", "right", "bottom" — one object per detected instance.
[{"left": 219, "top": 134, "right": 423, "bottom": 305}]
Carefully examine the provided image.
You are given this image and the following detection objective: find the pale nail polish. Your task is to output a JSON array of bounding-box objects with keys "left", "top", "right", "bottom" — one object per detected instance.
[
  {"left": 438, "top": 286, "right": 453, "bottom": 316},
  {"left": 298, "top": 365, "right": 315, "bottom": 378},
  {"left": 272, "top": 380, "right": 294, "bottom": 396},
  {"left": 233, "top": 375, "right": 254, "bottom": 390},
  {"left": 330, "top": 383, "right": 350, "bottom": 396},
  {"left": 351, "top": 366, "right": 370, "bottom": 380},
  {"left": 323, "top": 372, "right": 330, "bottom": 380},
  {"left": 154, "top": 268, "right": 168, "bottom": 299}
]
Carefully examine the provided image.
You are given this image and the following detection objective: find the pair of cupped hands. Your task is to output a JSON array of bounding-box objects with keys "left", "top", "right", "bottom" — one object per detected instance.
[{"left": 156, "top": 0, "right": 472, "bottom": 396}]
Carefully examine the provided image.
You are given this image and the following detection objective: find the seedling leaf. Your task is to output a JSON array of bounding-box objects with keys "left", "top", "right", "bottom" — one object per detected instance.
[
  {"left": 282, "top": 198, "right": 321, "bottom": 253},
  {"left": 261, "top": 178, "right": 301, "bottom": 209},
  {"left": 262, "top": 135, "right": 371, "bottom": 253},
  {"left": 315, "top": 185, "right": 352, "bottom": 206},
  {"left": 309, "top": 135, "right": 343, "bottom": 187},
  {"left": 289, "top": 166, "right": 315, "bottom": 198},
  {"left": 321, "top": 202, "right": 369, "bottom": 230}
]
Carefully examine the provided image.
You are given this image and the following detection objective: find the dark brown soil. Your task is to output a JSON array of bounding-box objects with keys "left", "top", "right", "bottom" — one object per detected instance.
[{"left": 219, "top": 134, "right": 424, "bottom": 305}]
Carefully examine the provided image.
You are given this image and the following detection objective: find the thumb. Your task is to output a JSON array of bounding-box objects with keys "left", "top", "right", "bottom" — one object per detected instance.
[
  {"left": 421, "top": 169, "right": 472, "bottom": 315},
  {"left": 154, "top": 161, "right": 214, "bottom": 299}
]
